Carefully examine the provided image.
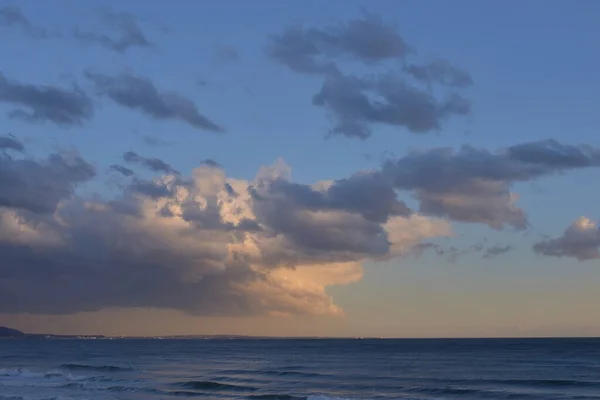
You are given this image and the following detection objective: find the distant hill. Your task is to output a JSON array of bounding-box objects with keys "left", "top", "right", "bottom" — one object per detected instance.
[{"left": 0, "top": 326, "right": 25, "bottom": 337}]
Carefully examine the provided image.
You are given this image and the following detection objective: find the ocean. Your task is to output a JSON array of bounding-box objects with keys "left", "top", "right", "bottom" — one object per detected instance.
[{"left": 1, "top": 338, "right": 599, "bottom": 400}]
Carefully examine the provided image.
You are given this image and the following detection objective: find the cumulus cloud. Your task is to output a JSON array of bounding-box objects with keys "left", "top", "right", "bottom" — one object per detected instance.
[
  {"left": 73, "top": 9, "right": 153, "bottom": 53},
  {"left": 0, "top": 149, "right": 96, "bottom": 214},
  {"left": 382, "top": 140, "right": 600, "bottom": 229},
  {"left": 0, "top": 72, "right": 93, "bottom": 126},
  {"left": 268, "top": 13, "right": 409, "bottom": 75},
  {"left": 534, "top": 217, "right": 600, "bottom": 261},
  {"left": 313, "top": 73, "right": 470, "bottom": 139},
  {"left": 85, "top": 71, "right": 223, "bottom": 132},
  {"left": 0, "top": 152, "right": 449, "bottom": 317},
  {"left": 268, "top": 13, "right": 472, "bottom": 139},
  {"left": 123, "top": 151, "right": 178, "bottom": 174},
  {"left": 3, "top": 138, "right": 597, "bottom": 317},
  {"left": 0, "top": 5, "right": 53, "bottom": 38}
]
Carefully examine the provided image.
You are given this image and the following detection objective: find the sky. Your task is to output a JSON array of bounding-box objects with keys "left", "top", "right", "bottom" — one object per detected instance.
[{"left": 0, "top": 0, "right": 599, "bottom": 338}]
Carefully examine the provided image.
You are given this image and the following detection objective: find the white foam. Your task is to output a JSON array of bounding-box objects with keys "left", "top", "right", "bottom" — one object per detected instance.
[
  {"left": 0, "top": 368, "right": 59, "bottom": 379},
  {"left": 0, "top": 367, "right": 90, "bottom": 389}
]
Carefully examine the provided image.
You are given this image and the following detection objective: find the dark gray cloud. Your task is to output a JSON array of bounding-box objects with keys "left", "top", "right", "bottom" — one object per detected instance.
[
  {"left": 313, "top": 73, "right": 470, "bottom": 139},
  {"left": 127, "top": 179, "right": 177, "bottom": 199},
  {"left": 73, "top": 10, "right": 153, "bottom": 53},
  {"left": 0, "top": 151, "right": 96, "bottom": 214},
  {"left": 123, "top": 151, "right": 178, "bottom": 174},
  {"left": 86, "top": 71, "right": 223, "bottom": 132},
  {"left": 0, "top": 72, "right": 93, "bottom": 126},
  {"left": 534, "top": 217, "right": 599, "bottom": 261},
  {"left": 109, "top": 164, "right": 135, "bottom": 177},
  {"left": 382, "top": 140, "right": 600, "bottom": 229},
  {"left": 0, "top": 5, "right": 53, "bottom": 38},
  {"left": 268, "top": 13, "right": 472, "bottom": 139},
  {"left": 261, "top": 171, "right": 410, "bottom": 223},
  {"left": 0, "top": 135, "right": 24, "bottom": 152},
  {"left": 248, "top": 168, "right": 411, "bottom": 265},
  {"left": 268, "top": 13, "right": 408, "bottom": 75}
]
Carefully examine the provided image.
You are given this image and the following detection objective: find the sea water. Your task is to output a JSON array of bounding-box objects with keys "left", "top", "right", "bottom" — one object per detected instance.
[{"left": 1, "top": 338, "right": 599, "bottom": 400}]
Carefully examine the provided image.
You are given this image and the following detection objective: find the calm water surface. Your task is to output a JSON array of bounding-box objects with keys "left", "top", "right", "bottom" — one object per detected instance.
[{"left": 1, "top": 338, "right": 600, "bottom": 400}]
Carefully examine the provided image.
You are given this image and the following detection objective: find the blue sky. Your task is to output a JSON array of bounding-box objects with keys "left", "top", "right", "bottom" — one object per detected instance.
[{"left": 1, "top": 0, "right": 599, "bottom": 337}]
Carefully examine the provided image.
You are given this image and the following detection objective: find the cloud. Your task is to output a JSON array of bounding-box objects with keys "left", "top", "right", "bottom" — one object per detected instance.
[
  {"left": 382, "top": 140, "right": 600, "bottom": 229},
  {"left": 123, "top": 151, "right": 178, "bottom": 174},
  {"left": 534, "top": 217, "right": 600, "bottom": 261},
  {"left": 3, "top": 140, "right": 597, "bottom": 317},
  {"left": 412, "top": 242, "right": 512, "bottom": 262},
  {"left": 109, "top": 164, "right": 135, "bottom": 177},
  {"left": 86, "top": 71, "right": 223, "bottom": 132},
  {"left": 313, "top": 73, "right": 470, "bottom": 139},
  {"left": 203, "top": 159, "right": 222, "bottom": 168},
  {"left": 73, "top": 9, "right": 153, "bottom": 53},
  {"left": 268, "top": 13, "right": 409, "bottom": 75},
  {"left": 0, "top": 72, "right": 93, "bottom": 126},
  {"left": 0, "top": 5, "right": 53, "bottom": 38},
  {"left": 0, "top": 153, "right": 449, "bottom": 317},
  {"left": 405, "top": 59, "right": 473, "bottom": 88},
  {"left": 268, "top": 13, "right": 472, "bottom": 139},
  {"left": 0, "top": 135, "right": 24, "bottom": 152},
  {"left": 483, "top": 244, "right": 513, "bottom": 259},
  {"left": 0, "top": 150, "right": 96, "bottom": 214}
]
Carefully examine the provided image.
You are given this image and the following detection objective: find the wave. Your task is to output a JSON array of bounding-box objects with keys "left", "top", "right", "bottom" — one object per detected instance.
[
  {"left": 247, "top": 395, "right": 306, "bottom": 400},
  {"left": 307, "top": 396, "right": 360, "bottom": 400},
  {"left": 0, "top": 368, "right": 63, "bottom": 379},
  {"left": 216, "top": 368, "right": 329, "bottom": 379},
  {"left": 173, "top": 380, "right": 257, "bottom": 391},
  {"left": 59, "top": 363, "right": 133, "bottom": 372},
  {"left": 497, "top": 378, "right": 600, "bottom": 389}
]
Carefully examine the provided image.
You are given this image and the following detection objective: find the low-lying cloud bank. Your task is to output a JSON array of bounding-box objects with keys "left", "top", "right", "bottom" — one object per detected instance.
[{"left": 1, "top": 137, "right": 599, "bottom": 317}]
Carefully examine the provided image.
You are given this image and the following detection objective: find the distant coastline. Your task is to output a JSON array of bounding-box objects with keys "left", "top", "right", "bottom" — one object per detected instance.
[
  {"left": 0, "top": 326, "right": 348, "bottom": 340},
  {"left": 2, "top": 327, "right": 599, "bottom": 341}
]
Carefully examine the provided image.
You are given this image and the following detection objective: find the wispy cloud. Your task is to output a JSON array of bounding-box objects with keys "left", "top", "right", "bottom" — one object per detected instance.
[
  {"left": 0, "top": 72, "right": 93, "bottom": 126},
  {"left": 86, "top": 71, "right": 223, "bottom": 132},
  {"left": 73, "top": 9, "right": 154, "bottom": 53}
]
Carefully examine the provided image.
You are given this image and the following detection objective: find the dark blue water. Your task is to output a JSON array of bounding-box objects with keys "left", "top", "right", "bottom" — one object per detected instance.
[{"left": 1, "top": 338, "right": 600, "bottom": 400}]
